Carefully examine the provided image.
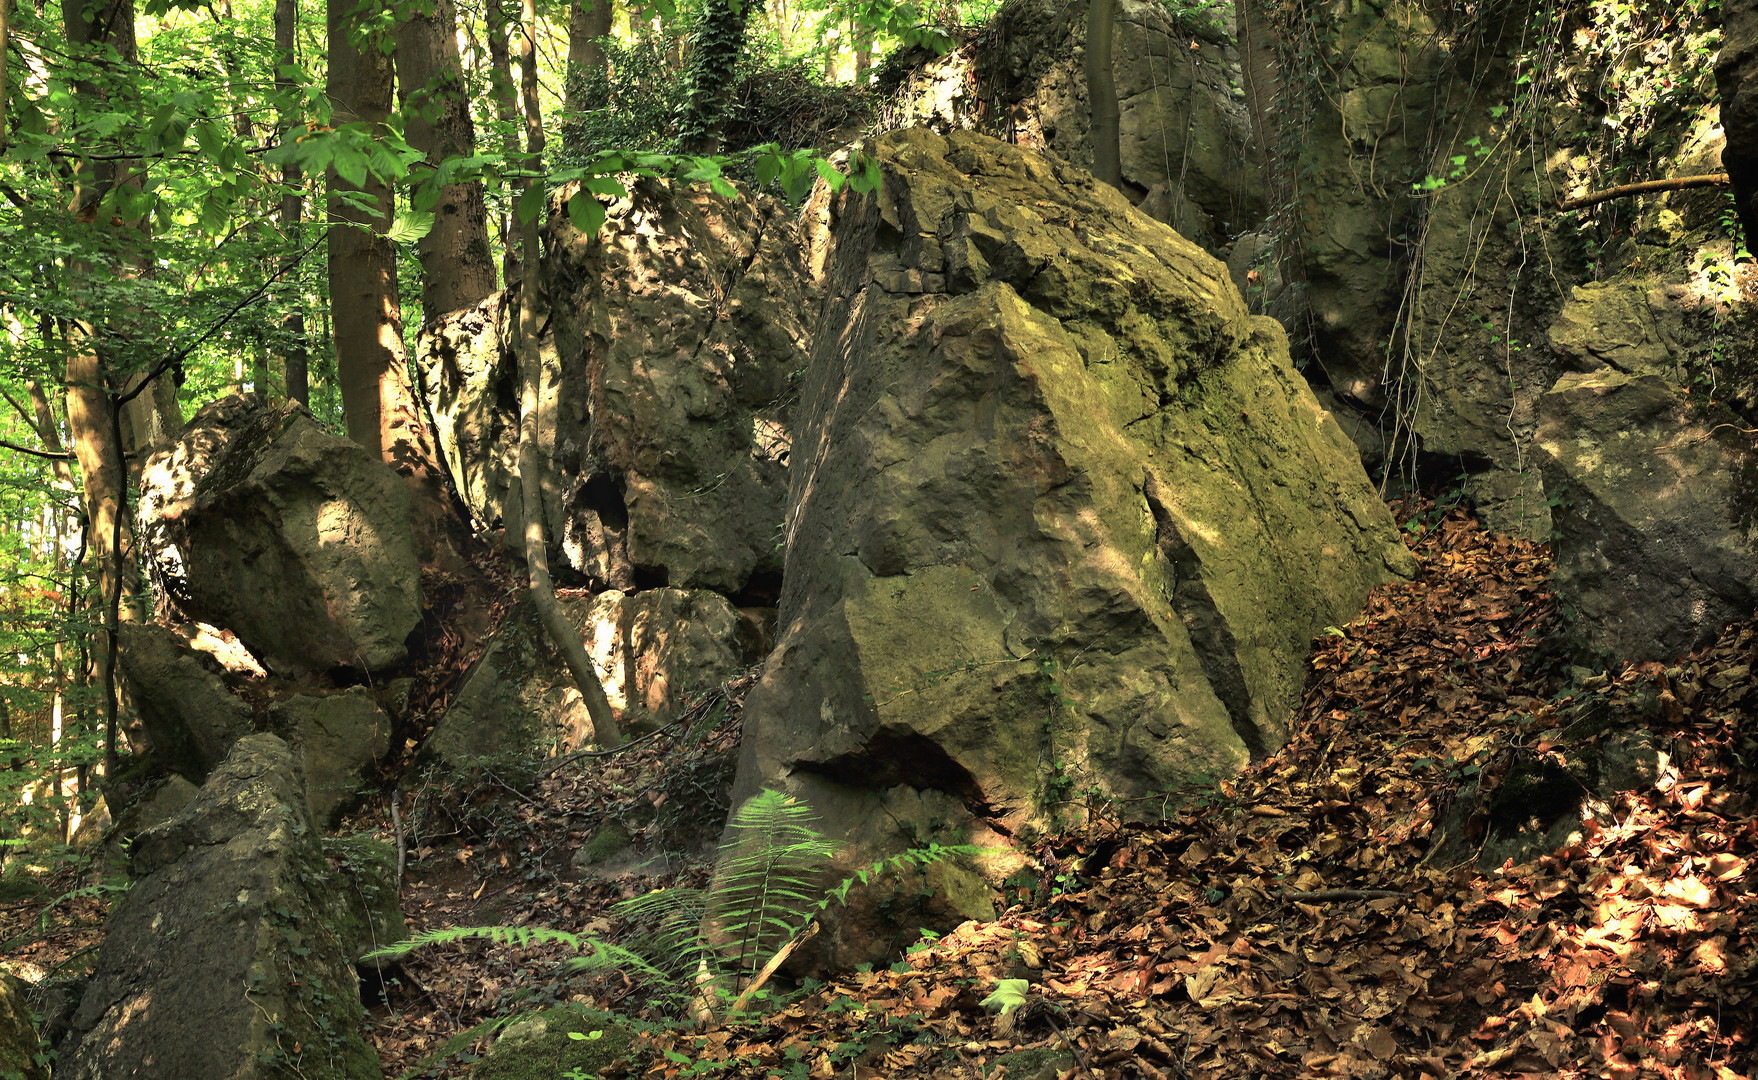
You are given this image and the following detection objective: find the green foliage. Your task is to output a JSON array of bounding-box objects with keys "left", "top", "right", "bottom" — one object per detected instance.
[{"left": 370, "top": 789, "right": 975, "bottom": 1023}]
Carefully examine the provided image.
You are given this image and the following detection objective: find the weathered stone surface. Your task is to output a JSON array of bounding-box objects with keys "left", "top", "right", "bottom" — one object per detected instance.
[
  {"left": 416, "top": 181, "right": 811, "bottom": 596},
  {"left": 735, "top": 129, "right": 1412, "bottom": 964},
  {"left": 319, "top": 835, "right": 408, "bottom": 970},
  {"left": 1547, "top": 281, "right": 1708, "bottom": 375},
  {"left": 60, "top": 734, "right": 381, "bottom": 1080},
  {"left": 883, "top": 0, "right": 1261, "bottom": 253},
  {"left": 0, "top": 974, "right": 46, "bottom": 1080},
  {"left": 117, "top": 622, "right": 253, "bottom": 778},
  {"left": 139, "top": 395, "right": 422, "bottom": 675},
  {"left": 90, "top": 775, "right": 200, "bottom": 885},
  {"left": 270, "top": 689, "right": 393, "bottom": 827},
  {"left": 425, "top": 589, "right": 761, "bottom": 765},
  {"left": 1537, "top": 370, "right": 1758, "bottom": 662}
]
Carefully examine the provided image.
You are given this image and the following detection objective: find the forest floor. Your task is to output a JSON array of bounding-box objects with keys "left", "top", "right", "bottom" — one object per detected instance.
[{"left": 5, "top": 500, "right": 1755, "bottom": 1079}]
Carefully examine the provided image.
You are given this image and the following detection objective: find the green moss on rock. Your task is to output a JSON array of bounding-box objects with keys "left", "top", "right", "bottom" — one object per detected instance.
[{"left": 470, "top": 1007, "right": 633, "bottom": 1080}]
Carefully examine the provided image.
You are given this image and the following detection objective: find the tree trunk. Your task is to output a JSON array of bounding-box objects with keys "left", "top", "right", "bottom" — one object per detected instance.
[
  {"left": 396, "top": 0, "right": 497, "bottom": 323},
  {"left": 1, "top": 0, "right": 11, "bottom": 148},
  {"left": 567, "top": 0, "right": 613, "bottom": 109},
  {"left": 1085, "top": 0, "right": 1121, "bottom": 188},
  {"left": 487, "top": 0, "right": 524, "bottom": 286},
  {"left": 1236, "top": 0, "right": 1283, "bottom": 192},
  {"left": 514, "top": 0, "right": 621, "bottom": 748},
  {"left": 275, "top": 0, "right": 309, "bottom": 406},
  {"left": 676, "top": 0, "right": 752, "bottom": 155},
  {"left": 329, "top": 0, "right": 468, "bottom": 570}
]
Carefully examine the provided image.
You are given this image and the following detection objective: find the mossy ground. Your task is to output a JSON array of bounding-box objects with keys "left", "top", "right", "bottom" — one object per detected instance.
[{"left": 468, "top": 1007, "right": 633, "bottom": 1080}]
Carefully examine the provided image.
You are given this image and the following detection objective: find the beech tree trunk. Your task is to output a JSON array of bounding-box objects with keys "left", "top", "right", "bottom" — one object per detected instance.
[
  {"left": 275, "top": 0, "right": 309, "bottom": 406},
  {"left": 328, "top": 0, "right": 467, "bottom": 569},
  {"left": 514, "top": 0, "right": 621, "bottom": 748},
  {"left": 487, "top": 0, "right": 524, "bottom": 286},
  {"left": 567, "top": 0, "right": 613, "bottom": 99},
  {"left": 396, "top": 0, "right": 497, "bottom": 323},
  {"left": 1085, "top": 0, "right": 1121, "bottom": 188}
]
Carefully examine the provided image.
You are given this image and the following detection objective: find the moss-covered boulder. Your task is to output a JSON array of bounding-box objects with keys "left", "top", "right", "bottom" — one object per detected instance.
[
  {"left": 0, "top": 975, "right": 46, "bottom": 1080},
  {"left": 470, "top": 1007, "right": 632, "bottom": 1080},
  {"left": 319, "top": 835, "right": 408, "bottom": 970},
  {"left": 58, "top": 735, "right": 381, "bottom": 1080},
  {"left": 734, "top": 128, "right": 1413, "bottom": 966}
]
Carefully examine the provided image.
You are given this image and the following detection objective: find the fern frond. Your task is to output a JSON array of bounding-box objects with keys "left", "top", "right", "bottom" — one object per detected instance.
[{"left": 361, "top": 923, "right": 588, "bottom": 961}]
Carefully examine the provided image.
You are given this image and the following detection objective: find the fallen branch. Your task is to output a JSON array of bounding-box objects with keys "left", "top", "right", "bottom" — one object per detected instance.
[
  {"left": 1284, "top": 888, "right": 1409, "bottom": 902},
  {"left": 1558, "top": 173, "right": 1729, "bottom": 212},
  {"left": 727, "top": 921, "right": 820, "bottom": 1017}
]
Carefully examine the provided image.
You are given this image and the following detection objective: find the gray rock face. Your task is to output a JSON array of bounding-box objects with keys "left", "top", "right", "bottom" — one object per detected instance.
[
  {"left": 269, "top": 689, "right": 392, "bottom": 827},
  {"left": 416, "top": 179, "right": 813, "bottom": 596},
  {"left": 885, "top": 0, "right": 1261, "bottom": 253},
  {"left": 734, "top": 129, "right": 1412, "bottom": 964},
  {"left": 60, "top": 734, "right": 381, "bottom": 1080},
  {"left": 117, "top": 622, "right": 253, "bottom": 777},
  {"left": 139, "top": 395, "right": 422, "bottom": 675},
  {"left": 425, "top": 588, "right": 761, "bottom": 765},
  {"left": 1538, "top": 370, "right": 1758, "bottom": 662}
]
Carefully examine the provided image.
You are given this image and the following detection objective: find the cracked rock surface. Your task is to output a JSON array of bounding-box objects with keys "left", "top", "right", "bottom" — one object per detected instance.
[{"left": 733, "top": 129, "right": 1413, "bottom": 967}]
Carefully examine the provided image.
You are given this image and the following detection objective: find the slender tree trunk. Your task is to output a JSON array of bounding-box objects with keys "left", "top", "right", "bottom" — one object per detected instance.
[
  {"left": 329, "top": 0, "right": 468, "bottom": 571},
  {"left": 327, "top": 0, "right": 404, "bottom": 459},
  {"left": 1236, "top": 0, "right": 1283, "bottom": 194},
  {"left": 275, "top": 0, "right": 309, "bottom": 406},
  {"left": 567, "top": 0, "right": 613, "bottom": 107},
  {"left": 487, "top": 0, "right": 523, "bottom": 286},
  {"left": 852, "top": 22, "right": 872, "bottom": 82},
  {"left": 1, "top": 0, "right": 11, "bottom": 148},
  {"left": 676, "top": 0, "right": 752, "bottom": 155},
  {"left": 1086, "top": 0, "right": 1121, "bottom": 188},
  {"left": 513, "top": 0, "right": 620, "bottom": 748},
  {"left": 396, "top": 0, "right": 497, "bottom": 323}
]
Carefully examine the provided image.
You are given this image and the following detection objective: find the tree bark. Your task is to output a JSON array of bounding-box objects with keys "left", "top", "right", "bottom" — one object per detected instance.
[
  {"left": 396, "top": 0, "right": 497, "bottom": 323},
  {"left": 1085, "top": 0, "right": 1121, "bottom": 188},
  {"left": 487, "top": 0, "right": 524, "bottom": 286},
  {"left": 514, "top": 0, "right": 621, "bottom": 748},
  {"left": 567, "top": 0, "right": 613, "bottom": 104},
  {"left": 329, "top": 0, "right": 467, "bottom": 570},
  {"left": 275, "top": 0, "right": 309, "bottom": 406}
]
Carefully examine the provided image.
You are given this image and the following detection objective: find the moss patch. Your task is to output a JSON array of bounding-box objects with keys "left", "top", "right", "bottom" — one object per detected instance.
[{"left": 469, "top": 1007, "right": 633, "bottom": 1080}]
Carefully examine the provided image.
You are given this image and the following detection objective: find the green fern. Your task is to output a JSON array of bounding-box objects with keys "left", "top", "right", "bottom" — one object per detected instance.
[{"left": 366, "top": 788, "right": 977, "bottom": 1023}]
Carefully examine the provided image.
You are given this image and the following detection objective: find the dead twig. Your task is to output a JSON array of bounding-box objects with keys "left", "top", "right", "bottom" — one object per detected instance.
[{"left": 1283, "top": 888, "right": 1410, "bottom": 902}]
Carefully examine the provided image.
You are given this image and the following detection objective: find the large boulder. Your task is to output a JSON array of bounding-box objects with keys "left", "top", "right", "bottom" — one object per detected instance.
[
  {"left": 733, "top": 129, "right": 1413, "bottom": 963},
  {"left": 269, "top": 689, "right": 393, "bottom": 827},
  {"left": 416, "top": 180, "right": 813, "bottom": 596},
  {"left": 59, "top": 734, "right": 381, "bottom": 1080},
  {"left": 1537, "top": 370, "right": 1758, "bottom": 662},
  {"left": 117, "top": 622, "right": 253, "bottom": 778},
  {"left": 139, "top": 395, "right": 422, "bottom": 675},
  {"left": 1718, "top": 0, "right": 1758, "bottom": 245},
  {"left": 425, "top": 588, "right": 762, "bottom": 765}
]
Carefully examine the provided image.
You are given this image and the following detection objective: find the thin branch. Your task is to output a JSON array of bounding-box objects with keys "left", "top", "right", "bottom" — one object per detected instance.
[
  {"left": 1284, "top": 888, "right": 1409, "bottom": 902},
  {"left": 114, "top": 231, "right": 324, "bottom": 409},
  {"left": 1558, "top": 173, "right": 1730, "bottom": 212},
  {"left": 0, "top": 439, "right": 74, "bottom": 461}
]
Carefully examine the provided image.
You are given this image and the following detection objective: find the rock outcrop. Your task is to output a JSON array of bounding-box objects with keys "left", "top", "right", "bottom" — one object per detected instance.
[
  {"left": 883, "top": 0, "right": 1261, "bottom": 254},
  {"left": 0, "top": 975, "right": 46, "bottom": 1080},
  {"left": 425, "top": 588, "right": 762, "bottom": 764},
  {"left": 117, "top": 622, "right": 253, "bottom": 778},
  {"left": 59, "top": 734, "right": 381, "bottom": 1079},
  {"left": 1537, "top": 371, "right": 1758, "bottom": 662},
  {"left": 139, "top": 395, "right": 422, "bottom": 676},
  {"left": 416, "top": 180, "right": 812, "bottom": 597},
  {"left": 269, "top": 689, "right": 393, "bottom": 827},
  {"left": 733, "top": 129, "right": 1413, "bottom": 964}
]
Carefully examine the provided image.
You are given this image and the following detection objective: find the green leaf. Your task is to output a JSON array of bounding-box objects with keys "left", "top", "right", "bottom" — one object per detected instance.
[
  {"left": 980, "top": 978, "right": 1030, "bottom": 1015},
  {"left": 566, "top": 191, "right": 608, "bottom": 235},
  {"left": 516, "top": 182, "right": 547, "bottom": 225},
  {"left": 386, "top": 211, "right": 436, "bottom": 244},
  {"left": 331, "top": 143, "right": 369, "bottom": 189}
]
